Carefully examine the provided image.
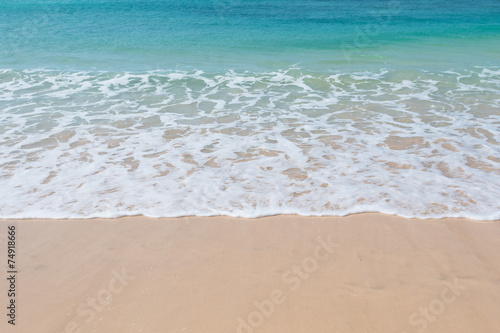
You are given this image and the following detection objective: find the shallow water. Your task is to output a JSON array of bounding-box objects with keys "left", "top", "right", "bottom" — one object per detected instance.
[{"left": 1, "top": 0, "right": 499, "bottom": 219}]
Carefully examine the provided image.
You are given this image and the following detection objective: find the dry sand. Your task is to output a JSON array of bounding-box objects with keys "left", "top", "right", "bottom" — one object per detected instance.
[{"left": 1, "top": 213, "right": 500, "bottom": 333}]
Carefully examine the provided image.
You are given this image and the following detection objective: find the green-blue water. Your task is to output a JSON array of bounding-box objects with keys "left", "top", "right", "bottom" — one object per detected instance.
[{"left": 1, "top": 0, "right": 500, "bottom": 70}]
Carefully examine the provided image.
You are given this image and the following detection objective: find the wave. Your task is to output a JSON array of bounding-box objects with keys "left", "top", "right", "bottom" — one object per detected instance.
[{"left": 0, "top": 67, "right": 499, "bottom": 219}]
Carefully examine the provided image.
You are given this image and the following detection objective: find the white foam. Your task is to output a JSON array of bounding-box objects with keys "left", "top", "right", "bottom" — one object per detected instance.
[{"left": 0, "top": 67, "right": 499, "bottom": 220}]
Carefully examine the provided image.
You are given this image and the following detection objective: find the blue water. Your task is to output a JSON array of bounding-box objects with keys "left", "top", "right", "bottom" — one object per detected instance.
[
  {"left": 1, "top": 0, "right": 500, "bottom": 70},
  {"left": 1, "top": 1, "right": 499, "bottom": 219}
]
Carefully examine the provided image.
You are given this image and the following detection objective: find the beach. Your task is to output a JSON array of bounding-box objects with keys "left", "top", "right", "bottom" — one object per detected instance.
[
  {"left": 1, "top": 1, "right": 500, "bottom": 331},
  {"left": 1, "top": 213, "right": 500, "bottom": 333}
]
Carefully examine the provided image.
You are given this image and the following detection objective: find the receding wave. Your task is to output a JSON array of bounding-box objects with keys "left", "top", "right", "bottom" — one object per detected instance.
[{"left": 0, "top": 67, "right": 499, "bottom": 219}]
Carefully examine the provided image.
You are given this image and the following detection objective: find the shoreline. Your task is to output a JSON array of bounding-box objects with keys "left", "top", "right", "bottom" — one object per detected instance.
[
  {"left": 1, "top": 213, "right": 500, "bottom": 332},
  {"left": 3, "top": 210, "right": 500, "bottom": 221}
]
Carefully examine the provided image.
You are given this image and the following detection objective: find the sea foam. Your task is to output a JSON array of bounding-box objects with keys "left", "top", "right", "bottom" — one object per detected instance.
[{"left": 0, "top": 67, "right": 499, "bottom": 219}]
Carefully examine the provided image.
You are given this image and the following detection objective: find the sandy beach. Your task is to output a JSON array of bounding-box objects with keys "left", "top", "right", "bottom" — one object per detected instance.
[
  {"left": 1, "top": 213, "right": 499, "bottom": 333},
  {"left": 2, "top": 1, "right": 500, "bottom": 333}
]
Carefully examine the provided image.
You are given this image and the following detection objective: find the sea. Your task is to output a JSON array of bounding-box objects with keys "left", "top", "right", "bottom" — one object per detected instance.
[{"left": 1, "top": 0, "right": 499, "bottom": 219}]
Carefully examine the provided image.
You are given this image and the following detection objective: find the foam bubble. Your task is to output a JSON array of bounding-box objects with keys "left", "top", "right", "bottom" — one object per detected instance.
[{"left": 0, "top": 67, "right": 499, "bottom": 219}]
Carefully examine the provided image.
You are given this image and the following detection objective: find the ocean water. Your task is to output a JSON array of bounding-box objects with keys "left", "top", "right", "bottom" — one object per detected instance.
[{"left": 1, "top": 0, "right": 499, "bottom": 219}]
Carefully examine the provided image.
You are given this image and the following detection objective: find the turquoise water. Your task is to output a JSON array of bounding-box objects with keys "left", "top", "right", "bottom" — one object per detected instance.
[
  {"left": 1, "top": 1, "right": 500, "bottom": 219},
  {"left": 2, "top": 0, "right": 500, "bottom": 70}
]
